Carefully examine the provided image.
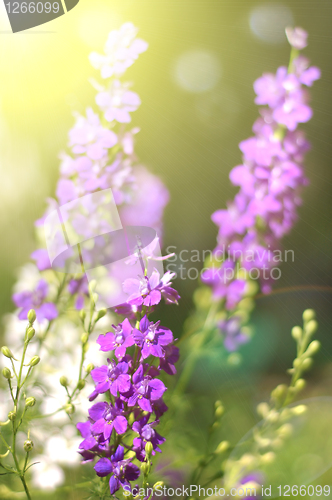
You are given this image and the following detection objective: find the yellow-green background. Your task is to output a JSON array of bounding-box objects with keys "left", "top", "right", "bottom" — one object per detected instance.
[{"left": 1, "top": 0, "right": 332, "bottom": 498}]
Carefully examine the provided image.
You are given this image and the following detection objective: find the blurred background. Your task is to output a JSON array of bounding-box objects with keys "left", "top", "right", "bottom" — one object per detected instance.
[{"left": 1, "top": 0, "right": 332, "bottom": 497}]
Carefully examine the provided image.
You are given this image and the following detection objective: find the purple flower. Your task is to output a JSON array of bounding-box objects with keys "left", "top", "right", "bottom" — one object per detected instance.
[
  {"left": 94, "top": 446, "right": 140, "bottom": 494},
  {"left": 218, "top": 317, "right": 249, "bottom": 352},
  {"left": 123, "top": 270, "right": 180, "bottom": 307},
  {"left": 285, "top": 27, "right": 308, "bottom": 50},
  {"left": 96, "top": 80, "right": 141, "bottom": 123},
  {"left": 13, "top": 279, "right": 58, "bottom": 321},
  {"left": 159, "top": 345, "right": 180, "bottom": 375},
  {"left": 68, "top": 276, "right": 89, "bottom": 310},
  {"left": 89, "top": 400, "right": 128, "bottom": 440},
  {"left": 89, "top": 360, "right": 131, "bottom": 400},
  {"left": 97, "top": 318, "right": 135, "bottom": 359},
  {"left": 132, "top": 415, "right": 165, "bottom": 461},
  {"left": 31, "top": 249, "right": 51, "bottom": 271},
  {"left": 133, "top": 316, "right": 173, "bottom": 359},
  {"left": 127, "top": 365, "right": 166, "bottom": 412}
]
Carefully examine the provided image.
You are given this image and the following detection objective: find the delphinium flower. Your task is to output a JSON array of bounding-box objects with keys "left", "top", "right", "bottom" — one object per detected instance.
[
  {"left": 0, "top": 23, "right": 171, "bottom": 494},
  {"left": 77, "top": 260, "right": 180, "bottom": 496},
  {"left": 197, "top": 27, "right": 320, "bottom": 352}
]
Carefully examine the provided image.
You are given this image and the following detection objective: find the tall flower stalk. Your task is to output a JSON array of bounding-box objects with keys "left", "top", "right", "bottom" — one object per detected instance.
[
  {"left": 0, "top": 23, "right": 170, "bottom": 495},
  {"left": 186, "top": 27, "right": 320, "bottom": 357}
]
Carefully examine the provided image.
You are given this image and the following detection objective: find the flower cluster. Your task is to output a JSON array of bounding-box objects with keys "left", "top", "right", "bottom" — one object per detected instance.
[
  {"left": 2, "top": 23, "right": 171, "bottom": 492},
  {"left": 201, "top": 27, "right": 320, "bottom": 351},
  {"left": 77, "top": 269, "right": 180, "bottom": 495}
]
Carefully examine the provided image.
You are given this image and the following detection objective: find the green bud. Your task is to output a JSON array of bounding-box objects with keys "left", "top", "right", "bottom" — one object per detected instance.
[
  {"left": 86, "top": 363, "right": 94, "bottom": 374},
  {"left": 302, "top": 357, "right": 313, "bottom": 371},
  {"left": 28, "top": 309, "right": 36, "bottom": 324},
  {"left": 271, "top": 384, "right": 288, "bottom": 401},
  {"left": 8, "top": 411, "right": 16, "bottom": 421},
  {"left": 145, "top": 441, "right": 153, "bottom": 456},
  {"left": 128, "top": 412, "right": 135, "bottom": 426},
  {"left": 65, "top": 403, "right": 75, "bottom": 415},
  {"left": 96, "top": 309, "right": 107, "bottom": 320},
  {"left": 1, "top": 346, "right": 17, "bottom": 360},
  {"left": 81, "top": 332, "right": 89, "bottom": 345},
  {"left": 28, "top": 356, "right": 40, "bottom": 367},
  {"left": 141, "top": 462, "right": 149, "bottom": 475},
  {"left": 257, "top": 402, "right": 270, "bottom": 418},
  {"left": 92, "top": 292, "right": 99, "bottom": 304},
  {"left": 77, "top": 379, "right": 86, "bottom": 390},
  {"left": 277, "top": 423, "right": 293, "bottom": 438},
  {"left": 211, "top": 421, "right": 220, "bottom": 431},
  {"left": 293, "top": 358, "right": 301, "bottom": 368},
  {"left": 292, "top": 404, "right": 307, "bottom": 415},
  {"left": 291, "top": 326, "right": 302, "bottom": 341},
  {"left": 303, "top": 309, "right": 315, "bottom": 323},
  {"left": 83, "top": 342, "right": 89, "bottom": 353},
  {"left": 215, "top": 441, "right": 230, "bottom": 454},
  {"left": 60, "top": 376, "right": 69, "bottom": 387},
  {"left": 80, "top": 309, "right": 86, "bottom": 321},
  {"left": 215, "top": 405, "right": 224, "bottom": 419},
  {"left": 153, "top": 481, "right": 164, "bottom": 491},
  {"left": 23, "top": 439, "right": 34, "bottom": 452},
  {"left": 306, "top": 340, "right": 321, "bottom": 356},
  {"left": 2, "top": 367, "right": 11, "bottom": 380},
  {"left": 294, "top": 378, "right": 306, "bottom": 392},
  {"left": 305, "top": 320, "right": 318, "bottom": 336},
  {"left": 25, "top": 397, "right": 36, "bottom": 408},
  {"left": 88, "top": 280, "right": 97, "bottom": 294},
  {"left": 26, "top": 327, "right": 35, "bottom": 342}
]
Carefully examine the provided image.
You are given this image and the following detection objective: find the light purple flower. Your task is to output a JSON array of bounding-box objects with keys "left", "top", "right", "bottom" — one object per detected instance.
[
  {"left": 89, "top": 360, "right": 131, "bottom": 400},
  {"left": 31, "top": 249, "right": 51, "bottom": 271},
  {"left": 285, "top": 27, "right": 308, "bottom": 50},
  {"left": 97, "top": 318, "right": 135, "bottom": 359},
  {"left": 127, "top": 365, "right": 166, "bottom": 412},
  {"left": 96, "top": 80, "right": 141, "bottom": 123},
  {"left": 123, "top": 270, "right": 180, "bottom": 307},
  {"left": 89, "top": 400, "right": 128, "bottom": 440},
  {"left": 13, "top": 279, "right": 58, "bottom": 321}
]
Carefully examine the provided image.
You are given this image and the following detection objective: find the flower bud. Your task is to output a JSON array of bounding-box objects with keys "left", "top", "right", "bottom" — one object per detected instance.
[
  {"left": 24, "top": 439, "right": 34, "bottom": 452},
  {"left": 257, "top": 402, "right": 270, "bottom": 418},
  {"left": 141, "top": 462, "right": 149, "bottom": 475},
  {"left": 2, "top": 367, "right": 11, "bottom": 380},
  {"left": 294, "top": 378, "right": 306, "bottom": 392},
  {"left": 86, "top": 363, "right": 94, "bottom": 374},
  {"left": 8, "top": 411, "right": 16, "bottom": 421},
  {"left": 153, "top": 482, "right": 164, "bottom": 491},
  {"left": 215, "top": 441, "right": 230, "bottom": 454},
  {"left": 293, "top": 358, "right": 301, "bottom": 368},
  {"left": 260, "top": 452, "right": 275, "bottom": 464},
  {"left": 291, "top": 326, "right": 302, "bottom": 341},
  {"left": 215, "top": 402, "right": 224, "bottom": 419},
  {"left": 80, "top": 309, "right": 86, "bottom": 321},
  {"left": 277, "top": 423, "right": 293, "bottom": 438},
  {"left": 271, "top": 384, "right": 288, "bottom": 401},
  {"left": 81, "top": 332, "right": 89, "bottom": 345},
  {"left": 145, "top": 441, "right": 153, "bottom": 457},
  {"left": 25, "top": 397, "right": 36, "bottom": 408},
  {"left": 92, "top": 293, "right": 98, "bottom": 304},
  {"left": 77, "top": 379, "right": 86, "bottom": 390},
  {"left": 96, "top": 309, "right": 107, "bottom": 320},
  {"left": 292, "top": 404, "right": 307, "bottom": 415},
  {"left": 88, "top": 280, "right": 97, "bottom": 293},
  {"left": 302, "top": 357, "right": 313, "bottom": 371},
  {"left": 211, "top": 421, "right": 220, "bottom": 431},
  {"left": 28, "top": 309, "right": 36, "bottom": 324},
  {"left": 303, "top": 309, "right": 315, "bottom": 323},
  {"left": 306, "top": 340, "right": 320, "bottom": 356},
  {"left": 1, "top": 346, "right": 17, "bottom": 360},
  {"left": 28, "top": 356, "right": 40, "bottom": 367},
  {"left": 65, "top": 403, "right": 75, "bottom": 415},
  {"left": 305, "top": 320, "right": 318, "bottom": 336},
  {"left": 26, "top": 327, "right": 35, "bottom": 342},
  {"left": 60, "top": 376, "right": 69, "bottom": 387}
]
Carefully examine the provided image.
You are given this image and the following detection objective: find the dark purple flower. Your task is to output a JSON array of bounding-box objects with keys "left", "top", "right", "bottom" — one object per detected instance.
[
  {"left": 218, "top": 316, "right": 249, "bottom": 352},
  {"left": 132, "top": 415, "right": 165, "bottom": 461},
  {"left": 159, "top": 345, "right": 180, "bottom": 375},
  {"left": 97, "top": 318, "right": 135, "bottom": 359},
  {"left": 133, "top": 316, "right": 173, "bottom": 359},
  {"left": 94, "top": 446, "right": 140, "bottom": 494},
  {"left": 13, "top": 279, "right": 58, "bottom": 321},
  {"left": 89, "top": 360, "right": 131, "bottom": 400},
  {"left": 89, "top": 400, "right": 128, "bottom": 440},
  {"left": 127, "top": 365, "right": 166, "bottom": 412}
]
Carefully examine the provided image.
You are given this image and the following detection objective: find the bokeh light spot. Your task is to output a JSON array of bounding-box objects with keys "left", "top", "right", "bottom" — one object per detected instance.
[
  {"left": 249, "top": 3, "right": 294, "bottom": 44},
  {"left": 173, "top": 50, "right": 222, "bottom": 93}
]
